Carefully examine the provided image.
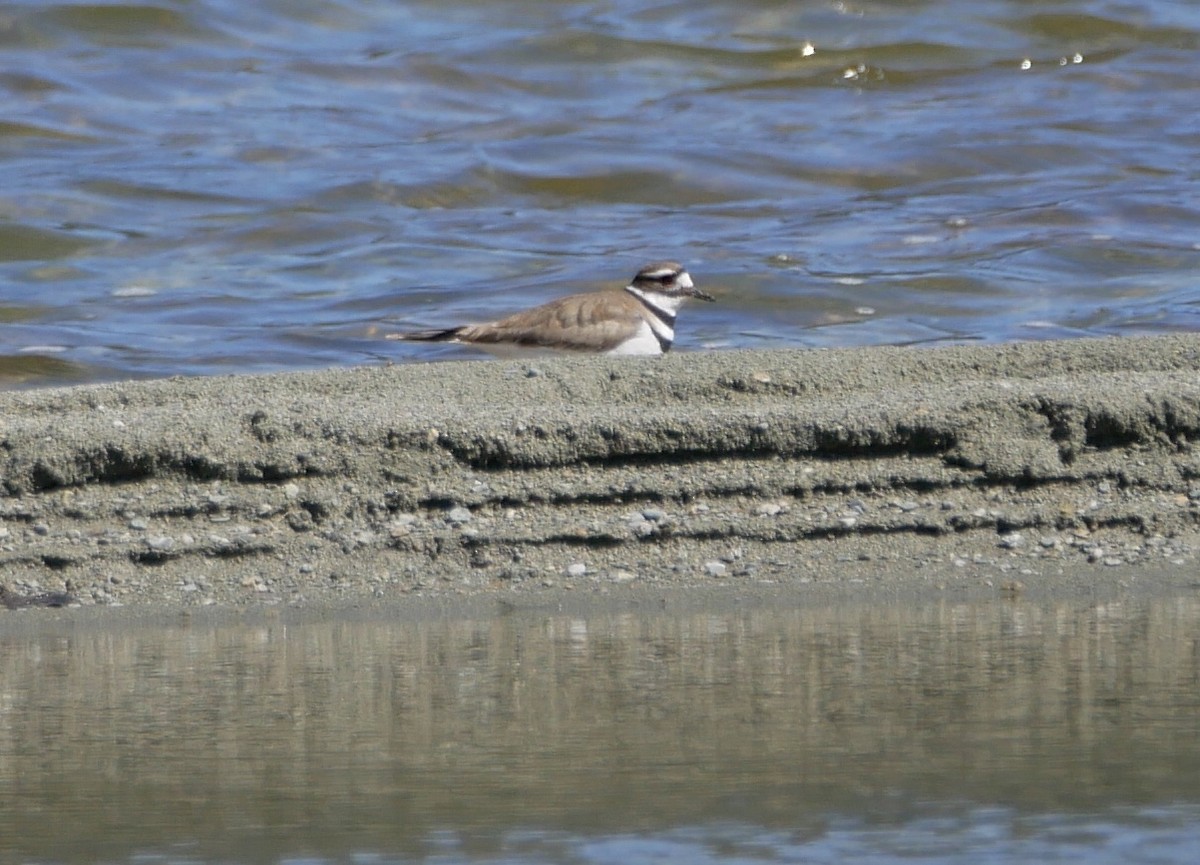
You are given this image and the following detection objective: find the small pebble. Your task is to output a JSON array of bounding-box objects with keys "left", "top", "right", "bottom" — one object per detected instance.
[
  {"left": 446, "top": 507, "right": 472, "bottom": 525},
  {"left": 999, "top": 532, "right": 1024, "bottom": 549},
  {"left": 631, "top": 520, "right": 655, "bottom": 538},
  {"left": 642, "top": 508, "right": 666, "bottom": 522},
  {"left": 566, "top": 562, "right": 587, "bottom": 578},
  {"left": 704, "top": 560, "right": 727, "bottom": 577},
  {"left": 128, "top": 518, "right": 148, "bottom": 531}
]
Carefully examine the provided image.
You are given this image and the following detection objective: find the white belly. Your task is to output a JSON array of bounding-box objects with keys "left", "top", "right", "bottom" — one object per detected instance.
[{"left": 604, "top": 321, "right": 666, "bottom": 356}]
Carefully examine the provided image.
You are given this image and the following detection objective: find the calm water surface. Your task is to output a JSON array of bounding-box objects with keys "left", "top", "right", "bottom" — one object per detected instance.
[
  {"left": 2, "top": 0, "right": 1199, "bottom": 385},
  {"left": 1, "top": 591, "right": 1198, "bottom": 863}
]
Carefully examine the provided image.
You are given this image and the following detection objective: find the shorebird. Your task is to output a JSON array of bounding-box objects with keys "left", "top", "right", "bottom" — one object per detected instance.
[{"left": 388, "top": 261, "right": 712, "bottom": 356}]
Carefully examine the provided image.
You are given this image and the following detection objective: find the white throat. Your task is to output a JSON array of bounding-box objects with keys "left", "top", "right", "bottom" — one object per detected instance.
[{"left": 624, "top": 285, "right": 688, "bottom": 317}]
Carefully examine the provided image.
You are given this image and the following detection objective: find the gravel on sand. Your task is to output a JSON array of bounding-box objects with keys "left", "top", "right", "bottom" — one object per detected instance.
[{"left": 2, "top": 335, "right": 1200, "bottom": 611}]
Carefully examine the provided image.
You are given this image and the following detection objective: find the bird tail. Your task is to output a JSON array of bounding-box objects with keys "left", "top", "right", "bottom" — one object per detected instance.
[{"left": 386, "top": 327, "right": 464, "bottom": 342}]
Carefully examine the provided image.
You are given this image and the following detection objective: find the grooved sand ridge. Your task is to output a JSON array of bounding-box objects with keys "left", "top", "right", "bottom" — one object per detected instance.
[{"left": 2, "top": 335, "right": 1200, "bottom": 610}]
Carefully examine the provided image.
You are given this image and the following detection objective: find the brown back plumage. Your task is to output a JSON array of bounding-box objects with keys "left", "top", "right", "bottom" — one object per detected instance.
[{"left": 450, "top": 291, "right": 645, "bottom": 352}]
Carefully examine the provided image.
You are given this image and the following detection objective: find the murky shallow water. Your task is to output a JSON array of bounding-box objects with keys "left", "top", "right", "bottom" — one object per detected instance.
[
  {"left": 2, "top": 590, "right": 1198, "bottom": 863},
  {"left": 2, "top": 0, "right": 1200, "bottom": 386}
]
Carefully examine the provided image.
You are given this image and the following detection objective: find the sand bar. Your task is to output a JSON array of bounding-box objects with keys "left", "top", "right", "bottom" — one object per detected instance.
[{"left": 2, "top": 335, "right": 1199, "bottom": 611}]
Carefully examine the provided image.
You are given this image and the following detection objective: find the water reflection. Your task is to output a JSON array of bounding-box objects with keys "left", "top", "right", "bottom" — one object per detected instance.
[{"left": 1, "top": 592, "right": 1198, "bottom": 863}]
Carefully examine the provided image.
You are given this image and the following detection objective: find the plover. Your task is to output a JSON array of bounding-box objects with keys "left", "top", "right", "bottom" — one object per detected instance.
[{"left": 388, "top": 261, "right": 712, "bottom": 356}]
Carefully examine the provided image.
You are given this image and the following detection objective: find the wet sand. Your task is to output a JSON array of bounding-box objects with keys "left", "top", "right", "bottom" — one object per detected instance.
[{"left": 2, "top": 335, "right": 1200, "bottom": 613}]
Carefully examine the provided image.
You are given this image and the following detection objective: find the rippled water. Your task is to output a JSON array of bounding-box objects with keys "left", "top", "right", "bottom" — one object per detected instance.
[
  {"left": 2, "top": 591, "right": 1199, "bottom": 863},
  {"left": 2, "top": 0, "right": 1199, "bottom": 386}
]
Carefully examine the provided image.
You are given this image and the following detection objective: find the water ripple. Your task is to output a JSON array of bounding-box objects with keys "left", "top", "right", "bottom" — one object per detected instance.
[{"left": 2, "top": 0, "right": 1199, "bottom": 384}]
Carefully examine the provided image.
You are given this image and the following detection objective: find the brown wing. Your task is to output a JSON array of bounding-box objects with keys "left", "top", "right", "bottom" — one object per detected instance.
[{"left": 455, "top": 291, "right": 642, "bottom": 352}]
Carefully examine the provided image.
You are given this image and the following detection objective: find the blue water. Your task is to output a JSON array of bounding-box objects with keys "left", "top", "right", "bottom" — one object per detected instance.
[
  {"left": 2, "top": 0, "right": 1199, "bottom": 385},
  {"left": 446, "top": 809, "right": 1200, "bottom": 864}
]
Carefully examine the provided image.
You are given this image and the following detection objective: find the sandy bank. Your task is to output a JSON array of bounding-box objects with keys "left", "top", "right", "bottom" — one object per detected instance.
[{"left": 2, "top": 335, "right": 1200, "bottom": 610}]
